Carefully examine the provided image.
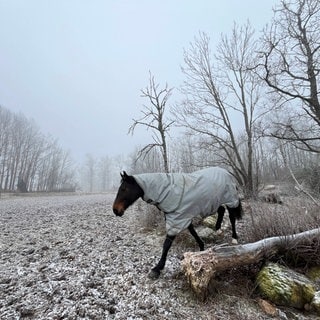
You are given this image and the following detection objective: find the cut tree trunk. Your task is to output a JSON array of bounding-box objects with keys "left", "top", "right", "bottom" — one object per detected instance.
[{"left": 181, "top": 228, "right": 320, "bottom": 299}]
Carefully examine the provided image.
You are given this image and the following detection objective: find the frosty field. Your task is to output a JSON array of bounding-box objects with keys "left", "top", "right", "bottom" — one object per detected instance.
[
  {"left": 0, "top": 193, "right": 317, "bottom": 319},
  {"left": 0, "top": 193, "right": 202, "bottom": 319}
]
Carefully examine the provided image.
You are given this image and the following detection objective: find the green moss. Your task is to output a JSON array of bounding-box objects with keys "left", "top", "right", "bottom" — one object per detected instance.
[
  {"left": 203, "top": 216, "right": 217, "bottom": 228},
  {"left": 257, "top": 263, "right": 316, "bottom": 309}
]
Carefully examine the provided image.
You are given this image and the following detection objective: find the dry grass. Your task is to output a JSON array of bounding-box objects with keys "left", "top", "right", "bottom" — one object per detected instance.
[
  {"left": 244, "top": 196, "right": 319, "bottom": 240},
  {"left": 242, "top": 195, "right": 320, "bottom": 267},
  {"left": 134, "top": 199, "right": 166, "bottom": 233}
]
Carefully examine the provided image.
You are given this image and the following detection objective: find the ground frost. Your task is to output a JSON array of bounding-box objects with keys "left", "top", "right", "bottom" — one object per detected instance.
[
  {"left": 0, "top": 194, "right": 199, "bottom": 319},
  {"left": 2, "top": 193, "right": 313, "bottom": 319}
]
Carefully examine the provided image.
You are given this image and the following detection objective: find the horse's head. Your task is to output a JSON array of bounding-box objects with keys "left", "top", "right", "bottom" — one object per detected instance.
[{"left": 112, "top": 171, "right": 144, "bottom": 217}]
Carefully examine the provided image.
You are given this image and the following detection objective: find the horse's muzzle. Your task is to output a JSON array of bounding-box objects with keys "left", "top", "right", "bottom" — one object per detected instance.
[{"left": 113, "top": 207, "right": 124, "bottom": 217}]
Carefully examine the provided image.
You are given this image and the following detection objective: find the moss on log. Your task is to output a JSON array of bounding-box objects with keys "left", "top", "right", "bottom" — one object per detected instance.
[
  {"left": 203, "top": 216, "right": 217, "bottom": 228},
  {"left": 257, "top": 263, "right": 316, "bottom": 309}
]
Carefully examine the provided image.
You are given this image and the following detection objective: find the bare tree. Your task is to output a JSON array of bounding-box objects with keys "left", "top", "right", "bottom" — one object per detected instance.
[
  {"left": 129, "top": 72, "right": 174, "bottom": 173},
  {"left": 260, "top": 0, "right": 320, "bottom": 153},
  {"left": 129, "top": 146, "right": 164, "bottom": 174},
  {"left": 98, "top": 155, "right": 112, "bottom": 191},
  {"left": 169, "top": 135, "right": 198, "bottom": 173},
  {"left": 0, "top": 106, "right": 76, "bottom": 192},
  {"left": 175, "top": 24, "right": 266, "bottom": 196},
  {"left": 84, "top": 153, "right": 95, "bottom": 193}
]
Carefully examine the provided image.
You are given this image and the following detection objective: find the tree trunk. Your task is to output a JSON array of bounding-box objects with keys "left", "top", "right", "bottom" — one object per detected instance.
[{"left": 181, "top": 228, "right": 320, "bottom": 299}]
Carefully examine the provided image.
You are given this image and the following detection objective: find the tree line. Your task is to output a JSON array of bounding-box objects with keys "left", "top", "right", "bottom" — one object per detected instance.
[{"left": 0, "top": 106, "right": 75, "bottom": 192}]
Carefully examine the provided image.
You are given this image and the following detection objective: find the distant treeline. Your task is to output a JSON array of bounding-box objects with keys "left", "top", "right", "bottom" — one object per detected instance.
[{"left": 0, "top": 106, "right": 76, "bottom": 192}]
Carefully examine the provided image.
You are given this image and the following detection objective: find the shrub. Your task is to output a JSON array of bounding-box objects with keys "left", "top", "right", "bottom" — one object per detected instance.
[
  {"left": 243, "top": 196, "right": 320, "bottom": 267},
  {"left": 134, "top": 199, "right": 165, "bottom": 233},
  {"left": 294, "top": 165, "right": 320, "bottom": 195}
]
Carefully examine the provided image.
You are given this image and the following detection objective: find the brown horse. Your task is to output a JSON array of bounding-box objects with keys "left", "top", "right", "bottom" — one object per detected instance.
[{"left": 113, "top": 167, "right": 242, "bottom": 279}]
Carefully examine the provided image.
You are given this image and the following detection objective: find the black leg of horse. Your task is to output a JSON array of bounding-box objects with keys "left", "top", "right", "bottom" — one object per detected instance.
[
  {"left": 226, "top": 206, "right": 238, "bottom": 244},
  {"left": 215, "top": 205, "right": 225, "bottom": 234},
  {"left": 188, "top": 223, "right": 204, "bottom": 251},
  {"left": 148, "top": 234, "right": 176, "bottom": 280}
]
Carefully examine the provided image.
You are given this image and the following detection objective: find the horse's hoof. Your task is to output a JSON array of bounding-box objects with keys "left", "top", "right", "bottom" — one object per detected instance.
[
  {"left": 148, "top": 270, "right": 160, "bottom": 280},
  {"left": 231, "top": 238, "right": 238, "bottom": 245}
]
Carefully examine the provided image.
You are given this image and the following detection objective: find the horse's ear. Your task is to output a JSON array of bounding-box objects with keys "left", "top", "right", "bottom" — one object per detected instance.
[{"left": 120, "top": 171, "right": 129, "bottom": 180}]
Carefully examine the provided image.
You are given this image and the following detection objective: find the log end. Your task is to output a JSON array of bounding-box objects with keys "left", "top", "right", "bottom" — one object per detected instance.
[{"left": 182, "top": 250, "right": 217, "bottom": 300}]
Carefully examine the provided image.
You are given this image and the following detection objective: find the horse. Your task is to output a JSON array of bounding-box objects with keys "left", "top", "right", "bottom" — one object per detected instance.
[{"left": 112, "top": 167, "right": 243, "bottom": 279}]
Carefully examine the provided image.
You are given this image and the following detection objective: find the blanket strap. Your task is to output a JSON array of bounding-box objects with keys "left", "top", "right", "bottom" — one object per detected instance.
[{"left": 146, "top": 199, "right": 161, "bottom": 211}]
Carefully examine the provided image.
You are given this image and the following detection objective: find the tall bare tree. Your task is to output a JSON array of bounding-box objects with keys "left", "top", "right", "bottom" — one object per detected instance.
[
  {"left": 260, "top": 0, "right": 320, "bottom": 153},
  {"left": 98, "top": 155, "right": 112, "bottom": 191},
  {"left": 175, "top": 23, "right": 266, "bottom": 195},
  {"left": 0, "top": 106, "right": 76, "bottom": 192},
  {"left": 84, "top": 153, "right": 95, "bottom": 192},
  {"left": 129, "top": 73, "right": 174, "bottom": 173}
]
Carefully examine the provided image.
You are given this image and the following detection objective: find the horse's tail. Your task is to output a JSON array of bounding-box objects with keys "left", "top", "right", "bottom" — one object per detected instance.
[{"left": 235, "top": 199, "right": 243, "bottom": 220}]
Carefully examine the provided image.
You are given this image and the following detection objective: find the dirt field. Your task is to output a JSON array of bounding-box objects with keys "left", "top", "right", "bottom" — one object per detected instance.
[{"left": 0, "top": 193, "right": 318, "bottom": 319}]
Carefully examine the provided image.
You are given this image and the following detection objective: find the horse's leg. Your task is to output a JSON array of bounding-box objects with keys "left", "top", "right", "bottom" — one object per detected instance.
[
  {"left": 226, "top": 206, "right": 238, "bottom": 244},
  {"left": 148, "top": 234, "right": 176, "bottom": 280},
  {"left": 215, "top": 205, "right": 225, "bottom": 235},
  {"left": 188, "top": 223, "right": 204, "bottom": 251}
]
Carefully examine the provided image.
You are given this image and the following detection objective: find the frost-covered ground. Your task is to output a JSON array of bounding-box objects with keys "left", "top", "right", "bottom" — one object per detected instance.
[{"left": 0, "top": 193, "right": 317, "bottom": 319}]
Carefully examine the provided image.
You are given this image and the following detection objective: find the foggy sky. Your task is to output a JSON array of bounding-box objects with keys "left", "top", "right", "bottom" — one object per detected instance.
[{"left": 0, "top": 1, "right": 278, "bottom": 162}]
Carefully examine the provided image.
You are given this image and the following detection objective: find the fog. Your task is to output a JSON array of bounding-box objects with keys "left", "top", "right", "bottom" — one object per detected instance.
[{"left": 0, "top": 1, "right": 277, "bottom": 162}]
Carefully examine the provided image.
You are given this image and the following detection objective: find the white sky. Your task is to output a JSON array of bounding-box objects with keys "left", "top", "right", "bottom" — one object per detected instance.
[{"left": 0, "top": 0, "right": 278, "bottom": 162}]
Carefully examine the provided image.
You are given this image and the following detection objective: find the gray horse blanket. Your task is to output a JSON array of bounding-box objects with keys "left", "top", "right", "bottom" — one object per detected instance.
[{"left": 133, "top": 167, "right": 239, "bottom": 236}]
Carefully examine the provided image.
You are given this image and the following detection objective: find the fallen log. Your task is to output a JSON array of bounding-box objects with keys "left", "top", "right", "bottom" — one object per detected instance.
[{"left": 181, "top": 228, "right": 320, "bottom": 299}]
